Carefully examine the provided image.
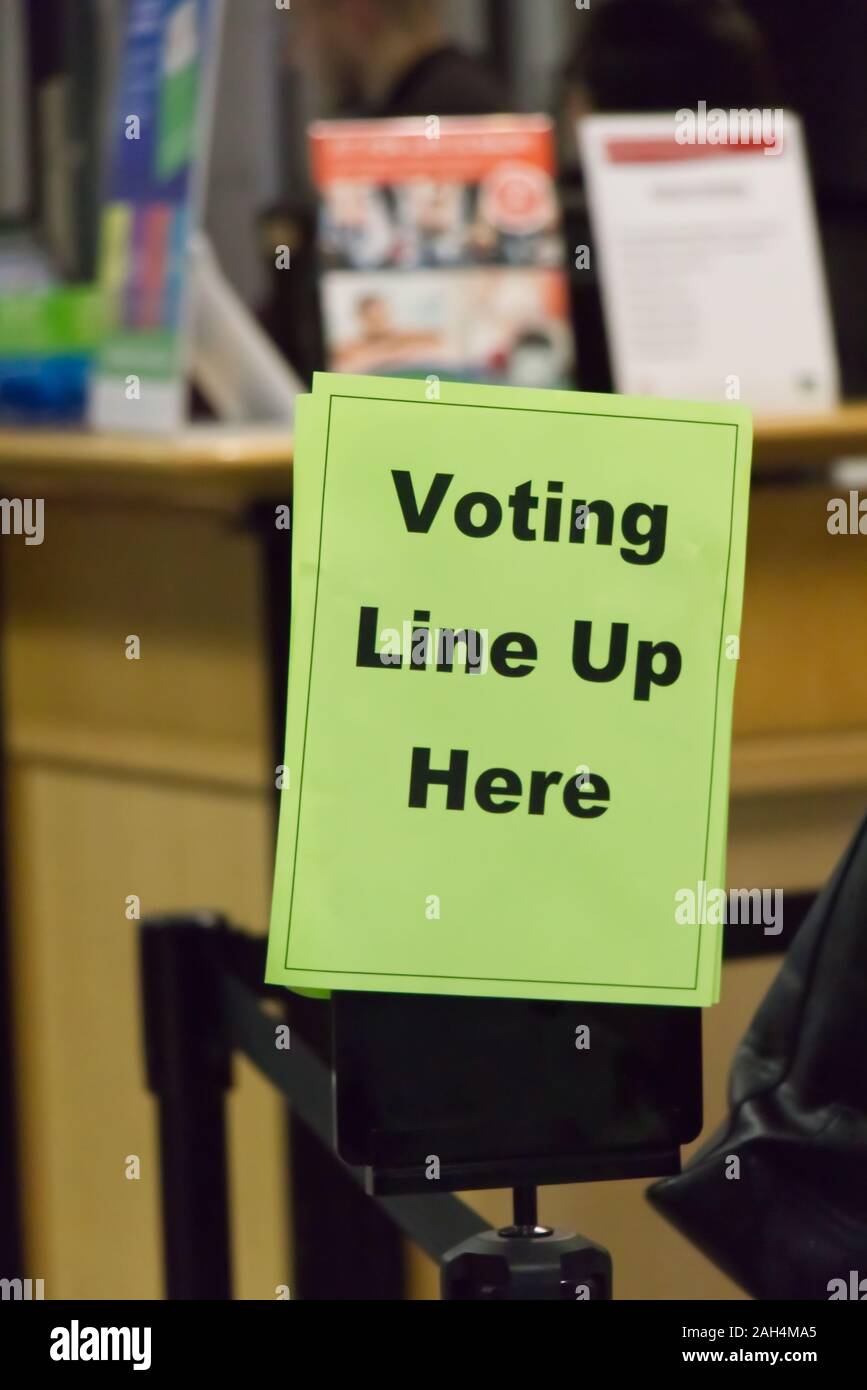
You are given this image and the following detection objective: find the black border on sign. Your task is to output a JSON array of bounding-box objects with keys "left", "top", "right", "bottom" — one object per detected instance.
[{"left": 284, "top": 393, "right": 739, "bottom": 992}]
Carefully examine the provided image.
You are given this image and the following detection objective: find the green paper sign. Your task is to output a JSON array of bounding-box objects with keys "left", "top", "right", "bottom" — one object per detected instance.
[{"left": 267, "top": 374, "right": 752, "bottom": 1006}]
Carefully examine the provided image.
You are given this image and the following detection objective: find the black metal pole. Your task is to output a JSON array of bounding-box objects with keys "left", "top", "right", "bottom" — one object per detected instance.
[
  {"left": 513, "top": 1185, "right": 538, "bottom": 1232},
  {"left": 139, "top": 913, "right": 233, "bottom": 1300}
]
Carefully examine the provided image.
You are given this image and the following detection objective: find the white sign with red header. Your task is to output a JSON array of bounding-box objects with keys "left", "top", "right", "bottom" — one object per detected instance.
[{"left": 579, "top": 112, "right": 839, "bottom": 411}]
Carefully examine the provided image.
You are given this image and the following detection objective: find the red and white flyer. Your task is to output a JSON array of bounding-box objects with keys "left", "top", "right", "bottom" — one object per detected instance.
[{"left": 310, "top": 115, "right": 574, "bottom": 388}]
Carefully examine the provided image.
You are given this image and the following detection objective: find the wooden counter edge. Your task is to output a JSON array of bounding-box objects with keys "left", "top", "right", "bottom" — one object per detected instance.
[
  {"left": 6, "top": 715, "right": 867, "bottom": 800},
  {"left": 1, "top": 401, "right": 866, "bottom": 494},
  {"left": 731, "top": 728, "right": 867, "bottom": 796},
  {"left": 0, "top": 426, "right": 293, "bottom": 507},
  {"left": 0, "top": 424, "right": 293, "bottom": 488},
  {"left": 752, "top": 401, "right": 867, "bottom": 468}
]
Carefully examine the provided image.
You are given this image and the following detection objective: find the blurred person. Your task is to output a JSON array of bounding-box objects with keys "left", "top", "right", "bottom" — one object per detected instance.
[
  {"left": 743, "top": 0, "right": 867, "bottom": 396},
  {"left": 558, "top": 0, "right": 772, "bottom": 156},
  {"left": 556, "top": 0, "right": 776, "bottom": 392},
  {"left": 293, "top": 0, "right": 506, "bottom": 118}
]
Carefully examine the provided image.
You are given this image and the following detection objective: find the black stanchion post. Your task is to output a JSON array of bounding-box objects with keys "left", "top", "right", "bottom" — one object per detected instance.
[{"left": 139, "top": 913, "right": 233, "bottom": 1300}]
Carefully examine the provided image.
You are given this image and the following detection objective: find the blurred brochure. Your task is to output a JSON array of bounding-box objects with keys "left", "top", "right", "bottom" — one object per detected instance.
[
  {"left": 0, "top": 285, "right": 101, "bottom": 424},
  {"left": 90, "top": 0, "right": 225, "bottom": 434},
  {"left": 310, "top": 116, "right": 574, "bottom": 389},
  {"left": 580, "top": 112, "right": 839, "bottom": 411}
]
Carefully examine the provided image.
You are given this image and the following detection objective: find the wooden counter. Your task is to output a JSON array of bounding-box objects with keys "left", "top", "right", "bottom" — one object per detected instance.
[
  {"left": 2, "top": 409, "right": 866, "bottom": 1301},
  {"left": 750, "top": 400, "right": 867, "bottom": 470},
  {"left": 0, "top": 424, "right": 293, "bottom": 511},
  {"left": 1, "top": 396, "right": 866, "bottom": 488},
  {"left": 0, "top": 427, "right": 292, "bottom": 1299}
]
